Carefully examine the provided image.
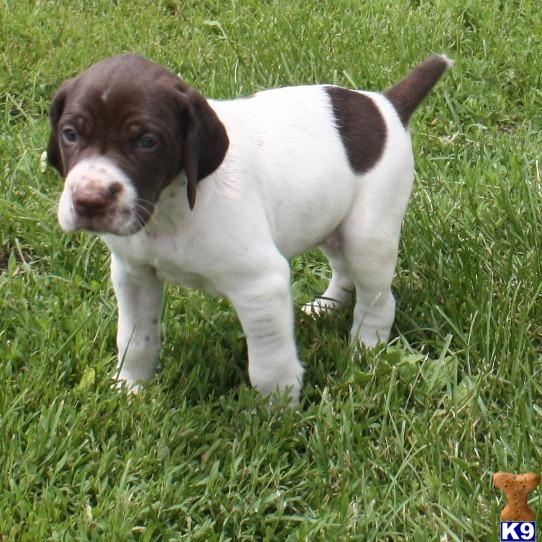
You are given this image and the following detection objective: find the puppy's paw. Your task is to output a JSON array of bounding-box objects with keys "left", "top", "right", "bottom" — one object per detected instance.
[
  {"left": 264, "top": 386, "right": 301, "bottom": 409},
  {"left": 114, "top": 373, "right": 143, "bottom": 394},
  {"left": 302, "top": 296, "right": 343, "bottom": 317}
]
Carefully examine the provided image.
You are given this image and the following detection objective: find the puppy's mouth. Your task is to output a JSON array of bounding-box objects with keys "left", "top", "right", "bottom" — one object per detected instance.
[{"left": 64, "top": 201, "right": 155, "bottom": 236}]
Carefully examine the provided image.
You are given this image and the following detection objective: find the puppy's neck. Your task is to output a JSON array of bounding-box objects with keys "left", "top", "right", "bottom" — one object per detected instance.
[{"left": 145, "top": 174, "right": 193, "bottom": 232}]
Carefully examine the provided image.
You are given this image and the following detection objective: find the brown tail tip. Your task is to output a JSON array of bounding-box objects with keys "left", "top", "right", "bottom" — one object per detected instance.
[{"left": 384, "top": 54, "right": 453, "bottom": 126}]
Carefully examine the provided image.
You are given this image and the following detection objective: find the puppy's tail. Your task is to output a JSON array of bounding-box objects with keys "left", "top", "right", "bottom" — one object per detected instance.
[{"left": 384, "top": 54, "right": 453, "bottom": 126}]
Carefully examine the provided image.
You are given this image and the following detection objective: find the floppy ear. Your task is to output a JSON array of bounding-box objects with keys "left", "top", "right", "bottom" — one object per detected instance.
[
  {"left": 179, "top": 88, "right": 229, "bottom": 209},
  {"left": 47, "top": 81, "right": 71, "bottom": 176}
]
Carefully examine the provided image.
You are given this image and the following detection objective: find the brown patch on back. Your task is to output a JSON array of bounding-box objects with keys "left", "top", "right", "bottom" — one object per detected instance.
[
  {"left": 384, "top": 55, "right": 451, "bottom": 126},
  {"left": 326, "top": 87, "right": 387, "bottom": 174}
]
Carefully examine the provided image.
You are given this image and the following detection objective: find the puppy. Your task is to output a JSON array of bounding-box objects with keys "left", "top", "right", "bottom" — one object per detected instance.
[{"left": 48, "top": 54, "right": 451, "bottom": 403}]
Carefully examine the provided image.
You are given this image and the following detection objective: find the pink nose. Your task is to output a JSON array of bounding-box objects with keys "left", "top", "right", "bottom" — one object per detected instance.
[{"left": 73, "top": 183, "right": 122, "bottom": 216}]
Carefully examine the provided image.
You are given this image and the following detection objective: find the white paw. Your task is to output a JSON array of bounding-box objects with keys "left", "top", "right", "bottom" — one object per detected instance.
[
  {"left": 114, "top": 372, "right": 143, "bottom": 393},
  {"left": 302, "top": 297, "right": 344, "bottom": 316}
]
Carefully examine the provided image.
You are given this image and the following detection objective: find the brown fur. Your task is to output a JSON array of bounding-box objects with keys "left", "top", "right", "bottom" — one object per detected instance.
[
  {"left": 384, "top": 55, "right": 450, "bottom": 126},
  {"left": 325, "top": 87, "right": 387, "bottom": 174}
]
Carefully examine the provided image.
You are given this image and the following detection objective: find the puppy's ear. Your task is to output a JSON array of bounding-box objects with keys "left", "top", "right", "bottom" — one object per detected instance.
[
  {"left": 177, "top": 87, "right": 229, "bottom": 209},
  {"left": 47, "top": 80, "right": 72, "bottom": 176}
]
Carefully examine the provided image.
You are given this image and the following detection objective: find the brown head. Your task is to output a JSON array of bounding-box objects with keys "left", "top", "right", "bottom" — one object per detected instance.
[{"left": 49, "top": 54, "right": 229, "bottom": 235}]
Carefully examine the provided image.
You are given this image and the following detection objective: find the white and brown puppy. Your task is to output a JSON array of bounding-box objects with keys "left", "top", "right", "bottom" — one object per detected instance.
[{"left": 49, "top": 54, "right": 451, "bottom": 403}]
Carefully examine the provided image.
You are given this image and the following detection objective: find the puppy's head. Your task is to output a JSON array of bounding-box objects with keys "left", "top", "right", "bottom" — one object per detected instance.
[{"left": 49, "top": 54, "right": 229, "bottom": 235}]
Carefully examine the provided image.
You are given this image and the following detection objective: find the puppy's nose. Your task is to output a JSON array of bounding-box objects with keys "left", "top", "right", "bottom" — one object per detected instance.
[{"left": 73, "top": 183, "right": 122, "bottom": 216}]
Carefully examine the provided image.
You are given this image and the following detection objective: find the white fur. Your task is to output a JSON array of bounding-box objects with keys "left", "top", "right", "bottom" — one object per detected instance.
[{"left": 62, "top": 85, "right": 416, "bottom": 404}]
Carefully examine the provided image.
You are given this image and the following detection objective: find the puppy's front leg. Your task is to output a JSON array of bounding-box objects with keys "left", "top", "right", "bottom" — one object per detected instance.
[
  {"left": 224, "top": 259, "right": 304, "bottom": 405},
  {"left": 110, "top": 254, "right": 163, "bottom": 389}
]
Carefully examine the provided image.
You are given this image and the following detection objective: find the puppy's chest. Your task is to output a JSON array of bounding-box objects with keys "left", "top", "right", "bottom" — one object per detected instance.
[
  {"left": 105, "top": 231, "right": 219, "bottom": 294},
  {"left": 154, "top": 261, "right": 216, "bottom": 293}
]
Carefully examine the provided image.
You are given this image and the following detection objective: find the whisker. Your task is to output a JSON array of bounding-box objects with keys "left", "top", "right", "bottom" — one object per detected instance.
[
  {"left": 125, "top": 198, "right": 178, "bottom": 245},
  {"left": 130, "top": 199, "right": 155, "bottom": 229}
]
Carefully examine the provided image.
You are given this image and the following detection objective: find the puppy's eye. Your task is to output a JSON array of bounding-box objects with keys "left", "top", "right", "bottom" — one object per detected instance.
[
  {"left": 62, "top": 128, "right": 78, "bottom": 143},
  {"left": 139, "top": 135, "right": 158, "bottom": 150}
]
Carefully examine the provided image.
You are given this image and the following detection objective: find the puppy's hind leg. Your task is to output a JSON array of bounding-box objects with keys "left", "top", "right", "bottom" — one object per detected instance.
[
  {"left": 343, "top": 232, "right": 398, "bottom": 348},
  {"left": 341, "top": 175, "right": 412, "bottom": 348},
  {"left": 302, "top": 237, "right": 353, "bottom": 316}
]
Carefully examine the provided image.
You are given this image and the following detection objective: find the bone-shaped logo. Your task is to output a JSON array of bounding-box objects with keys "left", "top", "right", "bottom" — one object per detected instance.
[{"left": 493, "top": 472, "right": 540, "bottom": 521}]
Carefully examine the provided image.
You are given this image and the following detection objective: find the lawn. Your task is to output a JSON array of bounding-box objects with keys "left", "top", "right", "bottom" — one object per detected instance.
[{"left": 1, "top": 0, "right": 541, "bottom": 540}]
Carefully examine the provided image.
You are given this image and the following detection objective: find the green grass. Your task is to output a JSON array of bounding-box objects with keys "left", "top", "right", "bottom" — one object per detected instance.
[{"left": 1, "top": 0, "right": 541, "bottom": 539}]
